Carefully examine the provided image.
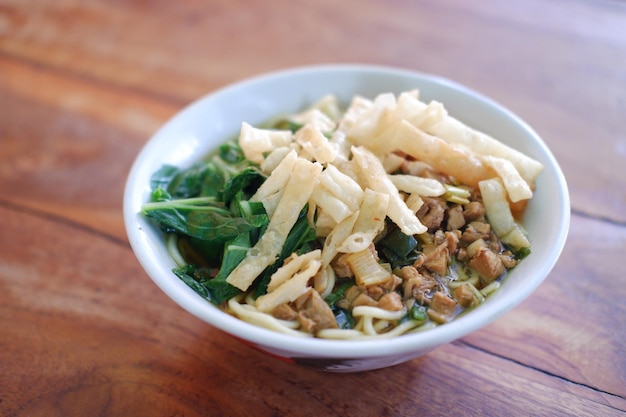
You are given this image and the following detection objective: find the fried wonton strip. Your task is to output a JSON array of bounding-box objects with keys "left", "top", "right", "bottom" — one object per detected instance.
[
  {"left": 376, "top": 93, "right": 447, "bottom": 147},
  {"left": 482, "top": 155, "right": 533, "bottom": 202},
  {"left": 427, "top": 116, "right": 544, "bottom": 184},
  {"left": 260, "top": 146, "right": 293, "bottom": 175},
  {"left": 405, "top": 100, "right": 448, "bottom": 131},
  {"left": 295, "top": 124, "right": 338, "bottom": 164},
  {"left": 255, "top": 257, "right": 322, "bottom": 313},
  {"left": 251, "top": 150, "right": 297, "bottom": 203},
  {"left": 371, "top": 91, "right": 422, "bottom": 149},
  {"left": 314, "top": 264, "right": 336, "bottom": 299},
  {"left": 266, "top": 250, "right": 322, "bottom": 293},
  {"left": 337, "top": 189, "right": 389, "bottom": 253},
  {"left": 314, "top": 210, "right": 336, "bottom": 238},
  {"left": 405, "top": 193, "right": 425, "bottom": 213},
  {"left": 226, "top": 157, "right": 323, "bottom": 291},
  {"left": 309, "top": 94, "right": 343, "bottom": 121},
  {"left": 239, "top": 122, "right": 293, "bottom": 164},
  {"left": 381, "top": 152, "right": 405, "bottom": 174},
  {"left": 393, "top": 120, "right": 494, "bottom": 187},
  {"left": 346, "top": 93, "right": 397, "bottom": 150},
  {"left": 310, "top": 185, "right": 353, "bottom": 224},
  {"left": 290, "top": 109, "right": 337, "bottom": 133},
  {"left": 337, "top": 95, "right": 374, "bottom": 135},
  {"left": 311, "top": 162, "right": 365, "bottom": 225},
  {"left": 322, "top": 211, "right": 360, "bottom": 269},
  {"left": 259, "top": 193, "right": 282, "bottom": 220},
  {"left": 318, "top": 164, "right": 364, "bottom": 212},
  {"left": 351, "top": 146, "right": 428, "bottom": 235},
  {"left": 478, "top": 178, "right": 530, "bottom": 249},
  {"left": 388, "top": 175, "right": 446, "bottom": 197}
]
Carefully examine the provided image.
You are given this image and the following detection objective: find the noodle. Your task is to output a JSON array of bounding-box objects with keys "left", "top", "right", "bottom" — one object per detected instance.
[
  {"left": 480, "top": 281, "right": 501, "bottom": 297},
  {"left": 227, "top": 294, "right": 430, "bottom": 339},
  {"left": 227, "top": 296, "right": 312, "bottom": 337},
  {"left": 166, "top": 234, "right": 187, "bottom": 267},
  {"left": 352, "top": 306, "right": 407, "bottom": 321},
  {"left": 362, "top": 315, "right": 377, "bottom": 335},
  {"left": 448, "top": 275, "right": 480, "bottom": 289}
]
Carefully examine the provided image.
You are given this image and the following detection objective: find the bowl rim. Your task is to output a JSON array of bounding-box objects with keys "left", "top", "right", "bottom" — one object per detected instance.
[{"left": 124, "top": 63, "right": 570, "bottom": 359}]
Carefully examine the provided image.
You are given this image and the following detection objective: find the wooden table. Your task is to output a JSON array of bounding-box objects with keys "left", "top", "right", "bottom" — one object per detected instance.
[{"left": 1, "top": 1, "right": 624, "bottom": 415}]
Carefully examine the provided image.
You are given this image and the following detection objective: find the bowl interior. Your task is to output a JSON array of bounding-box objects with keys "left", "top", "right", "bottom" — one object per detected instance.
[{"left": 124, "top": 64, "right": 570, "bottom": 361}]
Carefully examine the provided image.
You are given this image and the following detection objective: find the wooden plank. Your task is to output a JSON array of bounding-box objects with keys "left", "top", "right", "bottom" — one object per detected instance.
[
  {"left": 463, "top": 213, "right": 626, "bottom": 404},
  {"left": 0, "top": 207, "right": 623, "bottom": 416},
  {"left": 0, "top": 55, "right": 180, "bottom": 137},
  {"left": 0, "top": 55, "right": 178, "bottom": 242}
]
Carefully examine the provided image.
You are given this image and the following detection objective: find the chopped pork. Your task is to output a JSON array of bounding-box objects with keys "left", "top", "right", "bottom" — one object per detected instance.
[{"left": 294, "top": 288, "right": 338, "bottom": 332}]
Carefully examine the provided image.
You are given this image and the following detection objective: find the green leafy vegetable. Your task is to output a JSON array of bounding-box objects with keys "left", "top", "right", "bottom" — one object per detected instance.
[
  {"left": 150, "top": 165, "right": 180, "bottom": 192},
  {"left": 174, "top": 164, "right": 210, "bottom": 198},
  {"left": 203, "top": 233, "right": 252, "bottom": 304},
  {"left": 142, "top": 197, "right": 267, "bottom": 242},
  {"left": 218, "top": 140, "right": 247, "bottom": 164},
  {"left": 253, "top": 209, "right": 318, "bottom": 298},
  {"left": 222, "top": 166, "right": 265, "bottom": 205},
  {"left": 173, "top": 264, "right": 211, "bottom": 300},
  {"left": 143, "top": 139, "right": 323, "bottom": 308},
  {"left": 324, "top": 280, "right": 353, "bottom": 307},
  {"left": 177, "top": 236, "right": 224, "bottom": 267},
  {"left": 143, "top": 139, "right": 268, "bottom": 242},
  {"left": 378, "top": 226, "right": 420, "bottom": 269},
  {"left": 149, "top": 187, "right": 173, "bottom": 203}
]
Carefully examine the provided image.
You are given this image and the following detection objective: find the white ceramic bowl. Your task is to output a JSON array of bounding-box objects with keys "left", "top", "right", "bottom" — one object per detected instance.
[{"left": 123, "top": 64, "right": 570, "bottom": 372}]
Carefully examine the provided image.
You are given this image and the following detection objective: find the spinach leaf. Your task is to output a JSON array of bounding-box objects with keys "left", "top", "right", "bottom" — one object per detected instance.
[
  {"left": 204, "top": 233, "right": 251, "bottom": 304},
  {"left": 143, "top": 197, "right": 268, "bottom": 242},
  {"left": 150, "top": 187, "right": 172, "bottom": 203},
  {"left": 222, "top": 166, "right": 265, "bottom": 204},
  {"left": 173, "top": 264, "right": 211, "bottom": 300},
  {"left": 219, "top": 141, "right": 246, "bottom": 164},
  {"left": 229, "top": 195, "right": 267, "bottom": 245},
  {"left": 177, "top": 236, "right": 224, "bottom": 267},
  {"left": 168, "top": 162, "right": 209, "bottom": 199},
  {"left": 144, "top": 138, "right": 276, "bottom": 305},
  {"left": 150, "top": 165, "right": 180, "bottom": 191},
  {"left": 378, "top": 225, "right": 420, "bottom": 269},
  {"left": 200, "top": 159, "right": 227, "bottom": 200}
]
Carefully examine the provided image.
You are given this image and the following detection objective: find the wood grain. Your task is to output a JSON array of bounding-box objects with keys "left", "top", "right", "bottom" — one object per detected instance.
[
  {"left": 3, "top": 0, "right": 624, "bottom": 223},
  {"left": 0, "top": 206, "right": 621, "bottom": 417},
  {"left": 464, "top": 214, "right": 626, "bottom": 405},
  {"left": 1, "top": 0, "right": 625, "bottom": 415},
  {"left": 0, "top": 55, "right": 177, "bottom": 241}
]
